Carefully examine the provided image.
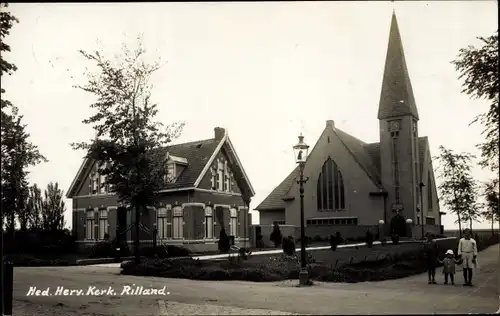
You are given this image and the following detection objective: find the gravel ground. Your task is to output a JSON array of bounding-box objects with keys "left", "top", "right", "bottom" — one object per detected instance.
[{"left": 163, "top": 301, "right": 302, "bottom": 315}]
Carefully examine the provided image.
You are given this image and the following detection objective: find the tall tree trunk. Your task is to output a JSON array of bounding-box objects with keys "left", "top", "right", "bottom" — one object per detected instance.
[{"left": 134, "top": 203, "right": 141, "bottom": 264}]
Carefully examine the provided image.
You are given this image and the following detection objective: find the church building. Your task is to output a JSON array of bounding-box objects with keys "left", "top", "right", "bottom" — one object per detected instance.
[{"left": 256, "top": 12, "right": 443, "bottom": 238}]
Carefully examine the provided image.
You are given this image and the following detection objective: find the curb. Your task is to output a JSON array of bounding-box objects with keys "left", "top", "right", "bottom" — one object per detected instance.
[{"left": 76, "top": 256, "right": 135, "bottom": 265}]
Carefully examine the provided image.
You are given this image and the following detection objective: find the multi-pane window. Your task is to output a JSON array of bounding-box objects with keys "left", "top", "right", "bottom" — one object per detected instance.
[
  {"left": 317, "top": 158, "right": 345, "bottom": 211},
  {"left": 210, "top": 167, "right": 217, "bottom": 190},
  {"left": 157, "top": 206, "right": 172, "bottom": 239},
  {"left": 306, "top": 218, "right": 358, "bottom": 225},
  {"left": 205, "top": 206, "right": 214, "bottom": 239},
  {"left": 172, "top": 206, "right": 183, "bottom": 239},
  {"left": 86, "top": 209, "right": 95, "bottom": 240},
  {"left": 90, "top": 172, "right": 98, "bottom": 195},
  {"left": 98, "top": 209, "right": 108, "bottom": 239},
  {"left": 230, "top": 208, "right": 238, "bottom": 237}
]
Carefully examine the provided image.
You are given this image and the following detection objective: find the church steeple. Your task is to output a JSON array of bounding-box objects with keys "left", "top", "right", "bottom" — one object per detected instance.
[{"left": 377, "top": 12, "right": 419, "bottom": 120}]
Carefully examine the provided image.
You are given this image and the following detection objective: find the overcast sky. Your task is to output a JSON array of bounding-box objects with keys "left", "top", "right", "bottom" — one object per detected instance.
[{"left": 3, "top": 1, "right": 498, "bottom": 230}]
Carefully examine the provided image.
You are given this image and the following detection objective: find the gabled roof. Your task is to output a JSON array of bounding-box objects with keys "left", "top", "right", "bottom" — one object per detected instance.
[
  {"left": 255, "top": 127, "right": 429, "bottom": 211},
  {"left": 66, "top": 128, "right": 255, "bottom": 199},
  {"left": 377, "top": 12, "right": 419, "bottom": 120},
  {"left": 254, "top": 166, "right": 299, "bottom": 211}
]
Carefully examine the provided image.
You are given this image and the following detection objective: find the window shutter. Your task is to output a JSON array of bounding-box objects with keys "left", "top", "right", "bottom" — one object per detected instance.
[
  {"left": 166, "top": 205, "right": 173, "bottom": 238},
  {"left": 223, "top": 208, "right": 231, "bottom": 236},
  {"left": 238, "top": 208, "right": 246, "bottom": 238},
  {"left": 94, "top": 208, "right": 99, "bottom": 240},
  {"left": 214, "top": 206, "right": 222, "bottom": 239}
]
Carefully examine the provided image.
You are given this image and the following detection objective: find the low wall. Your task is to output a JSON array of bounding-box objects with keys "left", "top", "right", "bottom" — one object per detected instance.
[
  {"left": 411, "top": 225, "right": 441, "bottom": 238},
  {"left": 250, "top": 225, "right": 299, "bottom": 247},
  {"left": 305, "top": 225, "right": 378, "bottom": 240}
]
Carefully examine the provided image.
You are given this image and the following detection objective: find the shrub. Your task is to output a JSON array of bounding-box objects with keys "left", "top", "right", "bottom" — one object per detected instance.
[
  {"left": 164, "top": 245, "right": 191, "bottom": 257},
  {"left": 3, "top": 229, "right": 77, "bottom": 256},
  {"left": 270, "top": 223, "right": 283, "bottom": 247},
  {"left": 218, "top": 228, "right": 231, "bottom": 253},
  {"left": 391, "top": 234, "right": 400, "bottom": 245},
  {"left": 329, "top": 234, "right": 338, "bottom": 251},
  {"left": 256, "top": 234, "right": 265, "bottom": 248},
  {"left": 141, "top": 245, "right": 170, "bottom": 259},
  {"left": 282, "top": 236, "right": 296, "bottom": 255},
  {"left": 380, "top": 238, "right": 387, "bottom": 246},
  {"left": 88, "top": 241, "right": 115, "bottom": 259},
  {"left": 335, "top": 232, "right": 343, "bottom": 244},
  {"left": 313, "top": 235, "right": 323, "bottom": 242},
  {"left": 365, "top": 231, "right": 374, "bottom": 248}
]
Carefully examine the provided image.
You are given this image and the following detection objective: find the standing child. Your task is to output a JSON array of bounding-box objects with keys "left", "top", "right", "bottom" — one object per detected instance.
[
  {"left": 439, "top": 249, "right": 458, "bottom": 285},
  {"left": 423, "top": 232, "right": 439, "bottom": 284},
  {"left": 457, "top": 228, "right": 478, "bottom": 286}
]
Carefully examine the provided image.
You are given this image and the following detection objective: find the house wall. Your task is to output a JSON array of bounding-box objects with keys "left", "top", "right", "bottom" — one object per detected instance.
[
  {"left": 259, "top": 210, "right": 286, "bottom": 225},
  {"left": 285, "top": 123, "right": 385, "bottom": 227},
  {"left": 72, "top": 189, "right": 251, "bottom": 252}
]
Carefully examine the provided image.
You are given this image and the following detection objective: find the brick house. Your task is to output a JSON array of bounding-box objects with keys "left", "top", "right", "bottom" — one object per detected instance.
[
  {"left": 67, "top": 127, "right": 255, "bottom": 252},
  {"left": 255, "top": 12, "right": 444, "bottom": 239}
]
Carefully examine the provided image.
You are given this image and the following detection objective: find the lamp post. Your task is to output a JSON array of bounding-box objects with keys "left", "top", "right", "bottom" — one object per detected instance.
[
  {"left": 406, "top": 218, "right": 413, "bottom": 239},
  {"left": 293, "top": 134, "right": 310, "bottom": 286},
  {"left": 419, "top": 181, "right": 425, "bottom": 239},
  {"left": 378, "top": 220, "right": 385, "bottom": 240}
]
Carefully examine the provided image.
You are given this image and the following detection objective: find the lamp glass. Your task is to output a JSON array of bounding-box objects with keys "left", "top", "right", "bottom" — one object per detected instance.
[{"left": 293, "top": 135, "right": 309, "bottom": 164}]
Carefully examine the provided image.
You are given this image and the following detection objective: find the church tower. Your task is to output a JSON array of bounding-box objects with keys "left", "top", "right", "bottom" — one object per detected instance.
[{"left": 378, "top": 12, "right": 421, "bottom": 227}]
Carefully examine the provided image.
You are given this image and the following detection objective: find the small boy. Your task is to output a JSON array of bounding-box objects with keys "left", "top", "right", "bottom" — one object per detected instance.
[
  {"left": 423, "top": 232, "right": 439, "bottom": 284},
  {"left": 439, "top": 249, "right": 459, "bottom": 285}
]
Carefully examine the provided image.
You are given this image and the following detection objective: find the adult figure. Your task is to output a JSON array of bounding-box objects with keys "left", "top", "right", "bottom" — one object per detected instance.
[
  {"left": 457, "top": 228, "right": 478, "bottom": 286},
  {"left": 423, "top": 232, "right": 438, "bottom": 284}
]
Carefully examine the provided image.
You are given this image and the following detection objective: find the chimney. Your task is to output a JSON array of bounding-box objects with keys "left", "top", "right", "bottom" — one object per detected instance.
[
  {"left": 326, "top": 120, "right": 335, "bottom": 128},
  {"left": 214, "top": 127, "right": 225, "bottom": 140}
]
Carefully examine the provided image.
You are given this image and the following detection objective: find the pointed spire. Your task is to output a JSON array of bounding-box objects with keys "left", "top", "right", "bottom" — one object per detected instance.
[{"left": 377, "top": 11, "right": 419, "bottom": 120}]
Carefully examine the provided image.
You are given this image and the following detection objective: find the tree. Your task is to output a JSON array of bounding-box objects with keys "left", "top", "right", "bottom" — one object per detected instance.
[
  {"left": 1, "top": 4, "right": 47, "bottom": 236},
  {"left": 434, "top": 146, "right": 477, "bottom": 237},
  {"left": 0, "top": 3, "right": 19, "bottom": 110},
  {"left": 41, "top": 182, "right": 66, "bottom": 232},
  {"left": 26, "top": 184, "right": 43, "bottom": 230},
  {"left": 72, "top": 37, "right": 184, "bottom": 264},
  {"left": 481, "top": 179, "right": 499, "bottom": 235},
  {"left": 452, "top": 32, "right": 499, "bottom": 173},
  {"left": 455, "top": 173, "right": 481, "bottom": 232}
]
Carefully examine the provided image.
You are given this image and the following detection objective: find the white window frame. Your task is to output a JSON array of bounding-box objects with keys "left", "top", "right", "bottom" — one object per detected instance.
[
  {"left": 85, "top": 209, "right": 95, "bottom": 240},
  {"left": 172, "top": 206, "right": 184, "bottom": 239},
  {"left": 98, "top": 209, "right": 109, "bottom": 239},
  {"left": 90, "top": 172, "right": 98, "bottom": 195},
  {"left": 229, "top": 208, "right": 238, "bottom": 237},
  {"left": 210, "top": 167, "right": 217, "bottom": 190},
  {"left": 204, "top": 206, "right": 214, "bottom": 239}
]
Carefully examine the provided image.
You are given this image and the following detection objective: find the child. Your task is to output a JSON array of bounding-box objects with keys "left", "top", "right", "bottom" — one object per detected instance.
[
  {"left": 439, "top": 249, "right": 459, "bottom": 285},
  {"left": 423, "top": 232, "right": 439, "bottom": 284}
]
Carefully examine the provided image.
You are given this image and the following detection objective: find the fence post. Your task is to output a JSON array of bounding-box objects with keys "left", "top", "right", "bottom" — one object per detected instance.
[
  {"left": 3, "top": 261, "right": 13, "bottom": 316},
  {"left": 153, "top": 224, "right": 157, "bottom": 248},
  {"left": 115, "top": 226, "right": 121, "bottom": 263}
]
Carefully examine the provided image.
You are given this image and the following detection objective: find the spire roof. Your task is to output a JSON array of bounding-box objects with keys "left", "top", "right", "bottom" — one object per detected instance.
[{"left": 377, "top": 12, "right": 419, "bottom": 120}]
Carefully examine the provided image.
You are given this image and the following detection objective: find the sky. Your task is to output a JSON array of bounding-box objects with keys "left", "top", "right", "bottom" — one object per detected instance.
[{"left": 3, "top": 1, "right": 498, "bottom": 230}]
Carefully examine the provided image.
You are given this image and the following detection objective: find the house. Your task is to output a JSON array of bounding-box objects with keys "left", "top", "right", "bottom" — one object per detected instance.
[
  {"left": 66, "top": 127, "right": 255, "bottom": 252},
  {"left": 255, "top": 12, "right": 443, "bottom": 239}
]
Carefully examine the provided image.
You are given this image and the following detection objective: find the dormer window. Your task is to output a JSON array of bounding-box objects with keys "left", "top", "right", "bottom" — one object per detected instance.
[
  {"left": 164, "top": 153, "right": 188, "bottom": 184},
  {"left": 90, "top": 172, "right": 98, "bottom": 194},
  {"left": 165, "top": 162, "right": 176, "bottom": 183}
]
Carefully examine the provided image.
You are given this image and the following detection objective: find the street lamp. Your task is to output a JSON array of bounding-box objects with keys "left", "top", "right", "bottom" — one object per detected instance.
[
  {"left": 406, "top": 218, "right": 413, "bottom": 239},
  {"left": 293, "top": 134, "right": 310, "bottom": 286},
  {"left": 419, "top": 181, "right": 425, "bottom": 239}
]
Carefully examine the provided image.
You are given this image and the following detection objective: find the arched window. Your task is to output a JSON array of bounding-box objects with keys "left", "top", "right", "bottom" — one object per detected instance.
[{"left": 317, "top": 158, "right": 345, "bottom": 211}]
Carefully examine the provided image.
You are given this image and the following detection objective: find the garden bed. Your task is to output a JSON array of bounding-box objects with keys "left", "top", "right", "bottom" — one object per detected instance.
[{"left": 121, "top": 243, "right": 437, "bottom": 283}]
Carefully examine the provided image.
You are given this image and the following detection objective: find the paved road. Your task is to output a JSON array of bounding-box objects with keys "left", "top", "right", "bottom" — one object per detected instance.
[{"left": 12, "top": 244, "right": 499, "bottom": 315}]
